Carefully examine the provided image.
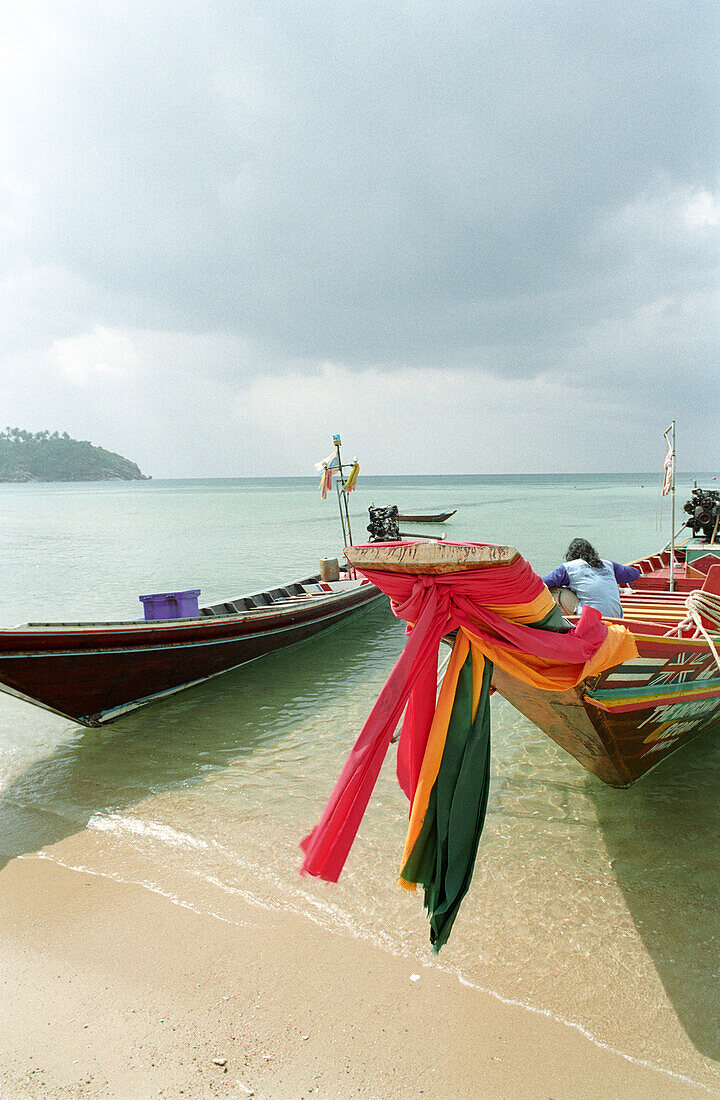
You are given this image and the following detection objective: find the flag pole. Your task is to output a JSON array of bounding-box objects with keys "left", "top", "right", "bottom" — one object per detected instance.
[
  {"left": 664, "top": 421, "right": 676, "bottom": 592},
  {"left": 333, "top": 434, "right": 354, "bottom": 547}
]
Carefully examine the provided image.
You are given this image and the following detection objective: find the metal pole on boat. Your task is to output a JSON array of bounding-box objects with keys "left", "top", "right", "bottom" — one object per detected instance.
[
  {"left": 665, "top": 420, "right": 676, "bottom": 592},
  {"left": 333, "top": 434, "right": 354, "bottom": 546}
]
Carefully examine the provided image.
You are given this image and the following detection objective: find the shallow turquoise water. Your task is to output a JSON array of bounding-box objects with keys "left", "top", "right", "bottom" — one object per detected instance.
[{"left": 0, "top": 473, "right": 718, "bottom": 1090}]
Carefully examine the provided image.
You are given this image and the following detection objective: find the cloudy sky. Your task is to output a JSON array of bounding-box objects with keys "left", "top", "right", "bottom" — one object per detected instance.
[{"left": 1, "top": 1, "right": 718, "bottom": 476}]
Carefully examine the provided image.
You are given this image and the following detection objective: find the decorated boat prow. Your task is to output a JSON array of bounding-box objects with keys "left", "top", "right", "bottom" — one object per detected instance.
[
  {"left": 301, "top": 435, "right": 720, "bottom": 950},
  {"left": 301, "top": 540, "right": 636, "bottom": 950}
]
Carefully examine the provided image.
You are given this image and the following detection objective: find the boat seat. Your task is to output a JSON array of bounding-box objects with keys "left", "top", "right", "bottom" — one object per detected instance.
[
  {"left": 247, "top": 593, "right": 273, "bottom": 607},
  {"left": 268, "top": 587, "right": 292, "bottom": 599},
  {"left": 688, "top": 552, "right": 720, "bottom": 580},
  {"left": 201, "top": 601, "right": 243, "bottom": 616}
]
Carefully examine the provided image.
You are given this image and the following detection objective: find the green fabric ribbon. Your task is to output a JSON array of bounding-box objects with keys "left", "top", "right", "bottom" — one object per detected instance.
[{"left": 400, "top": 652, "right": 494, "bottom": 952}]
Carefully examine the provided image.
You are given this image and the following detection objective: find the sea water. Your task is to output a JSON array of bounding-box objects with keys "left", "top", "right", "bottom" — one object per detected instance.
[{"left": 0, "top": 473, "right": 718, "bottom": 1091}]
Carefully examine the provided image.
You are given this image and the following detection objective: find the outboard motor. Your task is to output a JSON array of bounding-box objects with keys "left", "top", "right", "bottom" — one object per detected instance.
[
  {"left": 367, "top": 505, "right": 400, "bottom": 542},
  {"left": 683, "top": 488, "right": 720, "bottom": 542}
]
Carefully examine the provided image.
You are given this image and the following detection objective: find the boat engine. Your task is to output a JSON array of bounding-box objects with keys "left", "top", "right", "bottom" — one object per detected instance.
[
  {"left": 367, "top": 505, "right": 400, "bottom": 542},
  {"left": 683, "top": 487, "right": 720, "bottom": 542}
]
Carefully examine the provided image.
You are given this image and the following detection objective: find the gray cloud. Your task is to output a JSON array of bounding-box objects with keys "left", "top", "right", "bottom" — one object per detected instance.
[{"left": 0, "top": 1, "right": 718, "bottom": 473}]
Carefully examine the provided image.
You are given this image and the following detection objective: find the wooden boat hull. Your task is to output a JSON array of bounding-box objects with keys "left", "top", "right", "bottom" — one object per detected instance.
[
  {"left": 492, "top": 628, "right": 720, "bottom": 787},
  {"left": 0, "top": 574, "right": 382, "bottom": 726}
]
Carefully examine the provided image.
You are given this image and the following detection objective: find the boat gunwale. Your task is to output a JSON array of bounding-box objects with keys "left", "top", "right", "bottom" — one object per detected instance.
[
  {"left": 0, "top": 597, "right": 384, "bottom": 661},
  {"left": 2, "top": 577, "right": 377, "bottom": 637}
]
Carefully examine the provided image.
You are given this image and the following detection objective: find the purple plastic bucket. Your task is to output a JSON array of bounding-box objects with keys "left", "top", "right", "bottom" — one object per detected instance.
[{"left": 139, "top": 589, "right": 201, "bottom": 620}]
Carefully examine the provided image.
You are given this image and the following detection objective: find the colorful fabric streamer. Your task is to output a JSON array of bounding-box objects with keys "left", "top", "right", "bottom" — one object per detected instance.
[
  {"left": 319, "top": 465, "right": 332, "bottom": 499},
  {"left": 300, "top": 543, "right": 638, "bottom": 950},
  {"left": 343, "top": 460, "right": 360, "bottom": 493}
]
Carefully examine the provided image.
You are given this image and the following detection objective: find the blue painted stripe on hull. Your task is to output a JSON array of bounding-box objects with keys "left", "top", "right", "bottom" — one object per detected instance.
[{"left": 587, "top": 674, "right": 720, "bottom": 703}]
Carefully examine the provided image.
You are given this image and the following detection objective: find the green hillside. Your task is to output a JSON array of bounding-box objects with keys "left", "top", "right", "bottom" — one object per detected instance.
[{"left": 0, "top": 429, "right": 150, "bottom": 482}]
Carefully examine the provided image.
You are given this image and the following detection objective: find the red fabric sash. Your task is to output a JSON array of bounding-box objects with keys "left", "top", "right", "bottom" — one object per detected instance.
[{"left": 300, "top": 548, "right": 609, "bottom": 883}]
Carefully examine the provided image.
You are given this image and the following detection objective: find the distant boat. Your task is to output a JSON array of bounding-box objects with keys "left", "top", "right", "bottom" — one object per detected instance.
[
  {"left": 395, "top": 509, "right": 456, "bottom": 524},
  {"left": 0, "top": 567, "right": 382, "bottom": 726}
]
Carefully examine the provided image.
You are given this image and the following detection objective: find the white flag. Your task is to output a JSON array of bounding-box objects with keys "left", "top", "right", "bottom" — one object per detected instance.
[
  {"left": 662, "top": 439, "right": 674, "bottom": 496},
  {"left": 314, "top": 450, "right": 340, "bottom": 472}
]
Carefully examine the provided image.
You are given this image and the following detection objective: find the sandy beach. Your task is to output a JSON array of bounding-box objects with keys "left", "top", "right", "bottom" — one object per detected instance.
[{"left": 0, "top": 854, "right": 710, "bottom": 1100}]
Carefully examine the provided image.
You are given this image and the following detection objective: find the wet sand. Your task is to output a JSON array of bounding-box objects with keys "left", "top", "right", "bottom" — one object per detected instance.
[{"left": 0, "top": 855, "right": 710, "bottom": 1100}]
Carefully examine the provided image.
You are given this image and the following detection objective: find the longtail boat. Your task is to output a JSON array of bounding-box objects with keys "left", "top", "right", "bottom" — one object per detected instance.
[
  {"left": 396, "top": 509, "right": 456, "bottom": 523},
  {"left": 0, "top": 433, "right": 384, "bottom": 728},
  {"left": 0, "top": 567, "right": 382, "bottom": 727}
]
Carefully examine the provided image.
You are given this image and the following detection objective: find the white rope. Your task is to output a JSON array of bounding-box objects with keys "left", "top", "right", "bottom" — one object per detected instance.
[{"left": 665, "top": 589, "right": 720, "bottom": 673}]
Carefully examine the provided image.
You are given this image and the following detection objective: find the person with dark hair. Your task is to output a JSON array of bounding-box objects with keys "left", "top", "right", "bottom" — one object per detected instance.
[{"left": 541, "top": 538, "right": 640, "bottom": 618}]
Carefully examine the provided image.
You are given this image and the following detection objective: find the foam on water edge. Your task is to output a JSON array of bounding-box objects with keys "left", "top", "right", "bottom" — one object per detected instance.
[{"left": 88, "top": 812, "right": 210, "bottom": 850}]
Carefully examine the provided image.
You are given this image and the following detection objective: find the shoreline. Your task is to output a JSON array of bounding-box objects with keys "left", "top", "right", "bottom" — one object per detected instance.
[{"left": 0, "top": 855, "right": 711, "bottom": 1099}]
